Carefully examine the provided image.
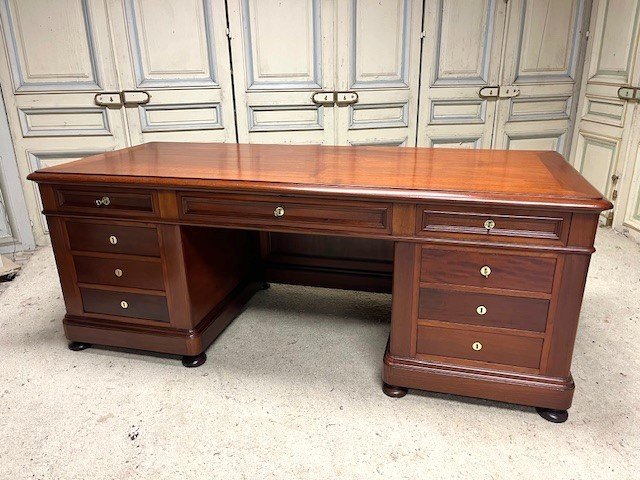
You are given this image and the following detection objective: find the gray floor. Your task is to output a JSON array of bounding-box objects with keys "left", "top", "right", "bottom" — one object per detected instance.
[{"left": 0, "top": 227, "right": 638, "bottom": 479}]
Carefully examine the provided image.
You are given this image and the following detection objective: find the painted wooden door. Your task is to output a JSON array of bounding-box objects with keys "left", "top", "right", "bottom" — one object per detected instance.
[
  {"left": 0, "top": 0, "right": 129, "bottom": 244},
  {"left": 492, "top": 0, "right": 590, "bottom": 155},
  {"left": 107, "top": 0, "right": 236, "bottom": 144},
  {"left": 228, "top": 0, "right": 336, "bottom": 144},
  {"left": 569, "top": 0, "right": 640, "bottom": 225},
  {"left": 335, "top": 0, "right": 423, "bottom": 147},
  {"left": 417, "top": 0, "right": 507, "bottom": 148}
]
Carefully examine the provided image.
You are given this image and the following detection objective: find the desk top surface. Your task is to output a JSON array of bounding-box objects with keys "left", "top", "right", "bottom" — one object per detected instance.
[{"left": 28, "top": 142, "right": 611, "bottom": 210}]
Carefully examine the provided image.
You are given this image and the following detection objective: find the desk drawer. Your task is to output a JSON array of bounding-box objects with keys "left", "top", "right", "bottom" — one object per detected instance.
[
  {"left": 80, "top": 287, "right": 169, "bottom": 323},
  {"left": 179, "top": 193, "right": 391, "bottom": 235},
  {"left": 67, "top": 222, "right": 160, "bottom": 257},
  {"left": 418, "top": 287, "right": 549, "bottom": 332},
  {"left": 56, "top": 187, "right": 156, "bottom": 217},
  {"left": 418, "top": 206, "right": 568, "bottom": 243},
  {"left": 416, "top": 325, "right": 543, "bottom": 369},
  {"left": 74, "top": 255, "right": 165, "bottom": 290},
  {"left": 420, "top": 248, "right": 556, "bottom": 293}
]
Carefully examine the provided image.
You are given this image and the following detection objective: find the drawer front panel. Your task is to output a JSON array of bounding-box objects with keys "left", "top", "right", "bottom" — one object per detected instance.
[
  {"left": 80, "top": 287, "right": 169, "bottom": 323},
  {"left": 56, "top": 188, "right": 156, "bottom": 216},
  {"left": 67, "top": 222, "right": 160, "bottom": 257},
  {"left": 416, "top": 325, "right": 544, "bottom": 369},
  {"left": 74, "top": 256, "right": 165, "bottom": 290},
  {"left": 179, "top": 193, "right": 391, "bottom": 234},
  {"left": 418, "top": 288, "right": 549, "bottom": 332},
  {"left": 418, "top": 207, "right": 568, "bottom": 243},
  {"left": 420, "top": 248, "right": 556, "bottom": 293}
]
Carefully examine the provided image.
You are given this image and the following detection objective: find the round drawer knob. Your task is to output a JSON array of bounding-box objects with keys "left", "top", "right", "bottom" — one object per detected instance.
[
  {"left": 274, "top": 206, "right": 285, "bottom": 217},
  {"left": 472, "top": 341, "right": 483, "bottom": 351},
  {"left": 109, "top": 235, "right": 118, "bottom": 245},
  {"left": 476, "top": 305, "right": 487, "bottom": 315},
  {"left": 484, "top": 219, "right": 496, "bottom": 230},
  {"left": 480, "top": 265, "right": 491, "bottom": 278},
  {"left": 120, "top": 300, "right": 129, "bottom": 309},
  {"left": 114, "top": 268, "right": 123, "bottom": 278}
]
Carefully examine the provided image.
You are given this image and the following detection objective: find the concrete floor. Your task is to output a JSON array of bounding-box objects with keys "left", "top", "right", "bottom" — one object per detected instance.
[{"left": 0, "top": 227, "right": 638, "bottom": 479}]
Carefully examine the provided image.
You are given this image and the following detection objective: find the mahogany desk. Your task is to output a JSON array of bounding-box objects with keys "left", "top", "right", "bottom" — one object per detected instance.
[{"left": 28, "top": 143, "right": 611, "bottom": 422}]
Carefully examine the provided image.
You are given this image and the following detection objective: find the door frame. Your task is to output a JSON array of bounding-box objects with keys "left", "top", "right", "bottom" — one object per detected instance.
[{"left": 0, "top": 84, "right": 35, "bottom": 252}]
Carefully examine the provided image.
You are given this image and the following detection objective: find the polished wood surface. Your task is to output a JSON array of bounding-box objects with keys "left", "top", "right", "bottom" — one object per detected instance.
[
  {"left": 28, "top": 142, "right": 613, "bottom": 422},
  {"left": 28, "top": 142, "right": 609, "bottom": 209}
]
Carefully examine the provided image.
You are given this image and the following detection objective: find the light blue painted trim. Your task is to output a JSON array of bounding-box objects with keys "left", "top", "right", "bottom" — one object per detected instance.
[
  {"left": 429, "top": 99, "right": 486, "bottom": 125},
  {"left": 507, "top": 96, "right": 572, "bottom": 122},
  {"left": 428, "top": 136, "right": 483, "bottom": 149},
  {"left": 505, "top": 131, "right": 567, "bottom": 154},
  {"left": 594, "top": 0, "right": 640, "bottom": 80},
  {"left": 138, "top": 103, "right": 223, "bottom": 132},
  {"left": 18, "top": 107, "right": 111, "bottom": 137},
  {"left": 242, "top": 0, "right": 322, "bottom": 90},
  {"left": 432, "top": 0, "right": 495, "bottom": 86},
  {"left": 0, "top": 0, "right": 102, "bottom": 92},
  {"left": 348, "top": 138, "right": 407, "bottom": 147},
  {"left": 511, "top": 0, "right": 585, "bottom": 84},
  {"left": 247, "top": 105, "right": 323, "bottom": 132},
  {"left": 124, "top": 0, "right": 219, "bottom": 88},
  {"left": 349, "top": 102, "right": 408, "bottom": 130},
  {"left": 349, "top": 0, "right": 411, "bottom": 89}
]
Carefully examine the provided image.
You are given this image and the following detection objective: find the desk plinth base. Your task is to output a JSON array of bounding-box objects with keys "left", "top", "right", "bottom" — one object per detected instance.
[
  {"left": 382, "top": 342, "right": 574, "bottom": 412},
  {"left": 63, "top": 281, "right": 262, "bottom": 363}
]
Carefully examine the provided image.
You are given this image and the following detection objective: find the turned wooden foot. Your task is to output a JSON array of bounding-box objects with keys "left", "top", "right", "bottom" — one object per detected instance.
[
  {"left": 182, "top": 353, "right": 207, "bottom": 368},
  {"left": 536, "top": 407, "right": 568, "bottom": 423},
  {"left": 383, "top": 382, "right": 408, "bottom": 398},
  {"left": 259, "top": 282, "right": 271, "bottom": 290},
  {"left": 68, "top": 341, "right": 92, "bottom": 351}
]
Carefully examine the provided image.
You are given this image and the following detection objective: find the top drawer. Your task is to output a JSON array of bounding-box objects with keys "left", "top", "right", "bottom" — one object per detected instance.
[
  {"left": 55, "top": 187, "right": 157, "bottom": 218},
  {"left": 417, "top": 205, "right": 569, "bottom": 244},
  {"left": 179, "top": 192, "right": 391, "bottom": 235}
]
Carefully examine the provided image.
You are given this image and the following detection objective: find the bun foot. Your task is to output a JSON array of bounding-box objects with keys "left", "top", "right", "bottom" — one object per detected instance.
[
  {"left": 182, "top": 353, "right": 207, "bottom": 368},
  {"left": 383, "top": 382, "right": 408, "bottom": 398},
  {"left": 536, "top": 407, "right": 568, "bottom": 423},
  {"left": 68, "top": 341, "right": 92, "bottom": 351},
  {"left": 259, "top": 282, "right": 271, "bottom": 290}
]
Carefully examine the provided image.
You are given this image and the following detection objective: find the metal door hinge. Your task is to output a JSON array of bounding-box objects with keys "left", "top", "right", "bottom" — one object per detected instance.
[
  {"left": 585, "top": 30, "right": 590, "bottom": 39},
  {"left": 611, "top": 189, "right": 618, "bottom": 201},
  {"left": 420, "top": 31, "right": 426, "bottom": 39},
  {"left": 225, "top": 27, "right": 231, "bottom": 38}
]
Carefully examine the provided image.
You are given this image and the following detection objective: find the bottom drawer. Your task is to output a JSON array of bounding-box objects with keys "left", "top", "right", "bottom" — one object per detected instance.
[
  {"left": 416, "top": 325, "right": 543, "bottom": 369},
  {"left": 80, "top": 287, "right": 170, "bottom": 323}
]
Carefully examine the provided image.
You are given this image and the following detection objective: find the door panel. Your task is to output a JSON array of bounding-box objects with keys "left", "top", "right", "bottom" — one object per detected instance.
[
  {"left": 0, "top": 0, "right": 128, "bottom": 244},
  {"left": 493, "top": 0, "right": 588, "bottom": 156},
  {"left": 109, "top": 0, "right": 235, "bottom": 143},
  {"left": 570, "top": 0, "right": 639, "bottom": 224},
  {"left": 229, "top": 0, "right": 335, "bottom": 144},
  {"left": 336, "top": 0, "right": 422, "bottom": 147},
  {"left": 417, "top": 0, "right": 506, "bottom": 148}
]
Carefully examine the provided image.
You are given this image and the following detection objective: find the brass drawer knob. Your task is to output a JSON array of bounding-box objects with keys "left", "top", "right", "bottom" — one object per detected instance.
[
  {"left": 95, "top": 196, "right": 110, "bottom": 206},
  {"left": 274, "top": 206, "right": 285, "bottom": 217},
  {"left": 109, "top": 235, "right": 118, "bottom": 245},
  {"left": 472, "top": 341, "right": 483, "bottom": 351},
  {"left": 484, "top": 219, "right": 496, "bottom": 230},
  {"left": 114, "top": 268, "right": 123, "bottom": 277},
  {"left": 480, "top": 265, "right": 491, "bottom": 277},
  {"left": 476, "top": 305, "right": 487, "bottom": 315},
  {"left": 120, "top": 300, "right": 128, "bottom": 309}
]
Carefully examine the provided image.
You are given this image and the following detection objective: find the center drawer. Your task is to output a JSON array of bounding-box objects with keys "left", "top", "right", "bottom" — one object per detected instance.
[{"left": 178, "top": 192, "right": 391, "bottom": 235}]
